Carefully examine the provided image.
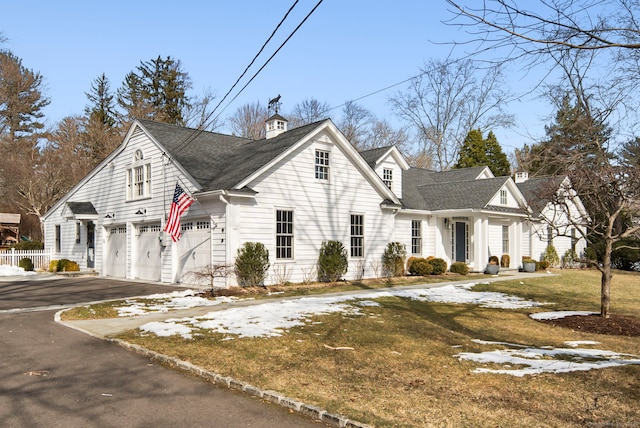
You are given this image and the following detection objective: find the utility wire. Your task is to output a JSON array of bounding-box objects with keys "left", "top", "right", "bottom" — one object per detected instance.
[{"left": 175, "top": 0, "right": 323, "bottom": 152}]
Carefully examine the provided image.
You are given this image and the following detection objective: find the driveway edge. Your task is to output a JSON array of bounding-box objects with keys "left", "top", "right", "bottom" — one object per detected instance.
[{"left": 55, "top": 310, "right": 373, "bottom": 428}]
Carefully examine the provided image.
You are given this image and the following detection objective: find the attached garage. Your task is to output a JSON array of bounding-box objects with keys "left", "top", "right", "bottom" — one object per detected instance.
[
  {"left": 104, "top": 225, "right": 127, "bottom": 278},
  {"left": 134, "top": 223, "right": 163, "bottom": 281},
  {"left": 176, "top": 219, "right": 212, "bottom": 285}
]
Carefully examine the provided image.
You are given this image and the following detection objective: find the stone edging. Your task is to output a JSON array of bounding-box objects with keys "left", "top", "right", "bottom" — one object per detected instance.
[{"left": 55, "top": 311, "right": 372, "bottom": 428}]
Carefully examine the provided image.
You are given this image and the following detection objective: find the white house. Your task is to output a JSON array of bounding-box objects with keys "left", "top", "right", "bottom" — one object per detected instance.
[
  {"left": 515, "top": 172, "right": 588, "bottom": 263},
  {"left": 42, "top": 117, "right": 586, "bottom": 286}
]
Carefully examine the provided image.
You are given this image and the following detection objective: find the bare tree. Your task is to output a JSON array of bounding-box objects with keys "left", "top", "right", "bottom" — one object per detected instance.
[
  {"left": 389, "top": 58, "right": 514, "bottom": 170},
  {"left": 228, "top": 101, "right": 268, "bottom": 139},
  {"left": 288, "top": 98, "right": 331, "bottom": 128},
  {"left": 337, "top": 101, "right": 374, "bottom": 149},
  {"left": 183, "top": 89, "right": 222, "bottom": 132}
]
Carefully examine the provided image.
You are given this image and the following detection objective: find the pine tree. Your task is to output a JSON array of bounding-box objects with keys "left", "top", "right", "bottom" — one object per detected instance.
[
  {"left": 85, "top": 73, "right": 116, "bottom": 128},
  {"left": 454, "top": 128, "right": 511, "bottom": 176},
  {"left": 0, "top": 51, "right": 49, "bottom": 143},
  {"left": 484, "top": 131, "right": 511, "bottom": 176},
  {"left": 117, "top": 56, "right": 191, "bottom": 125}
]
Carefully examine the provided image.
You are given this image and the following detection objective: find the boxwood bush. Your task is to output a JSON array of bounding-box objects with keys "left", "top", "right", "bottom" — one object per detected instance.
[
  {"left": 449, "top": 261, "right": 469, "bottom": 275},
  {"left": 409, "top": 258, "right": 433, "bottom": 276},
  {"left": 428, "top": 258, "right": 448, "bottom": 275},
  {"left": 18, "top": 257, "right": 34, "bottom": 272}
]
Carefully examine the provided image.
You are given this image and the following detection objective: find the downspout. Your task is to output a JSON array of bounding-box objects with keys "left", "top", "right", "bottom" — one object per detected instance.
[{"left": 219, "top": 193, "right": 231, "bottom": 288}]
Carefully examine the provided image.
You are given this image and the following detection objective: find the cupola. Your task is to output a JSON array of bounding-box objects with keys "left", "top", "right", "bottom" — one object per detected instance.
[{"left": 265, "top": 94, "right": 287, "bottom": 139}]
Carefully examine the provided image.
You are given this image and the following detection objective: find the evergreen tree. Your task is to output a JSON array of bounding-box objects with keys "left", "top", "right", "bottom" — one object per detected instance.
[
  {"left": 85, "top": 73, "right": 117, "bottom": 127},
  {"left": 484, "top": 131, "right": 511, "bottom": 176},
  {"left": 538, "top": 95, "right": 611, "bottom": 176},
  {"left": 0, "top": 51, "right": 49, "bottom": 143},
  {"left": 117, "top": 56, "right": 191, "bottom": 125},
  {"left": 454, "top": 128, "right": 511, "bottom": 176}
]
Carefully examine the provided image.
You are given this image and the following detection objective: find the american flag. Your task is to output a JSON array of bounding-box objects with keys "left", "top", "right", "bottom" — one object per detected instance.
[{"left": 164, "top": 183, "right": 194, "bottom": 242}]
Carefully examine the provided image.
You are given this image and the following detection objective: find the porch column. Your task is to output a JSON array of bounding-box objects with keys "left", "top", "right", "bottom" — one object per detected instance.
[
  {"left": 513, "top": 219, "right": 522, "bottom": 269},
  {"left": 473, "top": 216, "right": 487, "bottom": 272}
]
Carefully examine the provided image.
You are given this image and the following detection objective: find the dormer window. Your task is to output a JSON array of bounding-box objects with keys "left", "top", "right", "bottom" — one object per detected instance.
[
  {"left": 127, "top": 150, "right": 151, "bottom": 200},
  {"left": 383, "top": 168, "right": 393, "bottom": 189}
]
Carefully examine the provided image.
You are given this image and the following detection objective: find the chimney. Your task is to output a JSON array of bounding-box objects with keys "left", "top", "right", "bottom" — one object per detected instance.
[
  {"left": 515, "top": 171, "right": 529, "bottom": 183},
  {"left": 265, "top": 114, "right": 288, "bottom": 139}
]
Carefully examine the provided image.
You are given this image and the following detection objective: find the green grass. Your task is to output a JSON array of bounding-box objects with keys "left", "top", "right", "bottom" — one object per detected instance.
[{"left": 117, "top": 269, "right": 640, "bottom": 427}]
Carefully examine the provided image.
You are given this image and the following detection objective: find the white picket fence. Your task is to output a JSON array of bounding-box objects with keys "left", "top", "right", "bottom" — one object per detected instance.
[{"left": 0, "top": 248, "right": 53, "bottom": 271}]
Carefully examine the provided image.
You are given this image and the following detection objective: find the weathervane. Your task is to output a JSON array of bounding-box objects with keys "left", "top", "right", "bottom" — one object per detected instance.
[{"left": 268, "top": 94, "right": 281, "bottom": 115}]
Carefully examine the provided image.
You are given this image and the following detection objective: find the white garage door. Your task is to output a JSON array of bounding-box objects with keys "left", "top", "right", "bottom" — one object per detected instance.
[
  {"left": 104, "top": 226, "right": 127, "bottom": 278},
  {"left": 177, "top": 219, "right": 211, "bottom": 285},
  {"left": 135, "top": 223, "right": 162, "bottom": 281}
]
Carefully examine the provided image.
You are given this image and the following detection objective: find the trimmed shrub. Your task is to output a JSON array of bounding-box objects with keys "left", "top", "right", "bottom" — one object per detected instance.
[
  {"left": 500, "top": 254, "right": 510, "bottom": 268},
  {"left": 234, "top": 242, "right": 270, "bottom": 287},
  {"left": 428, "top": 258, "right": 448, "bottom": 275},
  {"left": 56, "top": 259, "right": 80, "bottom": 272},
  {"left": 49, "top": 260, "right": 58, "bottom": 272},
  {"left": 317, "top": 240, "right": 348, "bottom": 282},
  {"left": 383, "top": 242, "right": 407, "bottom": 277},
  {"left": 18, "top": 257, "right": 34, "bottom": 272},
  {"left": 537, "top": 260, "right": 550, "bottom": 271},
  {"left": 488, "top": 255, "right": 499, "bottom": 265},
  {"left": 450, "top": 262, "right": 469, "bottom": 275},
  {"left": 409, "top": 258, "right": 433, "bottom": 276},
  {"left": 542, "top": 245, "right": 560, "bottom": 267},
  {"left": 406, "top": 256, "right": 419, "bottom": 272}
]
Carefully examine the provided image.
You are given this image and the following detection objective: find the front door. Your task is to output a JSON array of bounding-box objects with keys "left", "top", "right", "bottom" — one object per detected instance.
[
  {"left": 87, "top": 221, "right": 95, "bottom": 269},
  {"left": 454, "top": 222, "right": 467, "bottom": 262}
]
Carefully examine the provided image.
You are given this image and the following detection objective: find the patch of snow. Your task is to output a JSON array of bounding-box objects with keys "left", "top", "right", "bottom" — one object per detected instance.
[
  {"left": 530, "top": 311, "right": 598, "bottom": 320},
  {"left": 139, "top": 321, "right": 194, "bottom": 339},
  {"left": 565, "top": 340, "right": 601, "bottom": 348},
  {"left": 0, "top": 264, "right": 37, "bottom": 276},
  {"left": 136, "top": 282, "right": 547, "bottom": 339},
  {"left": 116, "top": 290, "right": 236, "bottom": 317},
  {"left": 457, "top": 342, "right": 640, "bottom": 376}
]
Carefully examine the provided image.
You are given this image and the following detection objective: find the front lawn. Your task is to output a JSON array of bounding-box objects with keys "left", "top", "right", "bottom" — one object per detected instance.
[{"left": 117, "top": 269, "right": 640, "bottom": 427}]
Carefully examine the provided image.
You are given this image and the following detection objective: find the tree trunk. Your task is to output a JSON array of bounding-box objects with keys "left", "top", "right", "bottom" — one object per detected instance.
[{"left": 600, "top": 238, "right": 613, "bottom": 318}]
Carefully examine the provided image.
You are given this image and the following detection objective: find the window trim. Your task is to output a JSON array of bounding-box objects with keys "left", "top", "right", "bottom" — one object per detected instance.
[
  {"left": 275, "top": 209, "right": 294, "bottom": 260},
  {"left": 55, "top": 225, "right": 61, "bottom": 253},
  {"left": 411, "top": 220, "right": 422, "bottom": 255},
  {"left": 126, "top": 150, "right": 152, "bottom": 201},
  {"left": 502, "top": 225, "right": 509, "bottom": 254},
  {"left": 383, "top": 168, "right": 393, "bottom": 189},
  {"left": 315, "top": 149, "right": 330, "bottom": 181},
  {"left": 350, "top": 214, "right": 364, "bottom": 258},
  {"left": 500, "top": 189, "right": 507, "bottom": 205}
]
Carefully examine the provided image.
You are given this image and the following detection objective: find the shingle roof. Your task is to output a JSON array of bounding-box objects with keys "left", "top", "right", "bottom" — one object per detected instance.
[
  {"left": 139, "top": 119, "right": 326, "bottom": 192},
  {"left": 516, "top": 176, "right": 566, "bottom": 215},
  {"left": 359, "top": 146, "right": 394, "bottom": 168},
  {"left": 66, "top": 201, "right": 98, "bottom": 215},
  {"left": 402, "top": 167, "right": 525, "bottom": 213}
]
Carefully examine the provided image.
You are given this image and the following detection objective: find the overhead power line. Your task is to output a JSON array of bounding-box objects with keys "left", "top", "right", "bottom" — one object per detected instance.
[{"left": 175, "top": 0, "right": 324, "bottom": 153}]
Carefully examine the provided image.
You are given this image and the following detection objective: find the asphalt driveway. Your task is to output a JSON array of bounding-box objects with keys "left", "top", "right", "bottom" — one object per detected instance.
[{"left": 0, "top": 276, "right": 323, "bottom": 427}]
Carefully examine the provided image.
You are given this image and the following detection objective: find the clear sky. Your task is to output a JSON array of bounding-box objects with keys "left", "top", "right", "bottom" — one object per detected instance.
[{"left": 2, "top": 1, "right": 554, "bottom": 152}]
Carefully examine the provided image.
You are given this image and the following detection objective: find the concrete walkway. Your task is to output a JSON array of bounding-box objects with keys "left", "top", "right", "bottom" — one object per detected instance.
[{"left": 58, "top": 271, "right": 550, "bottom": 338}]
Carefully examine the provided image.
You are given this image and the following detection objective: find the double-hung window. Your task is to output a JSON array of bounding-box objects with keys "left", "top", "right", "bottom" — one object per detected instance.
[
  {"left": 127, "top": 150, "right": 151, "bottom": 200},
  {"left": 315, "top": 150, "right": 330, "bottom": 180},
  {"left": 276, "top": 210, "right": 294, "bottom": 259},
  {"left": 350, "top": 214, "right": 364, "bottom": 257},
  {"left": 502, "top": 225, "right": 509, "bottom": 254},
  {"left": 411, "top": 220, "right": 422, "bottom": 255}
]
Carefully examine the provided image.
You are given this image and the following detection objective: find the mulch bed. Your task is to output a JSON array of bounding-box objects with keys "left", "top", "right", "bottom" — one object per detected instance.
[{"left": 537, "top": 314, "right": 640, "bottom": 337}]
